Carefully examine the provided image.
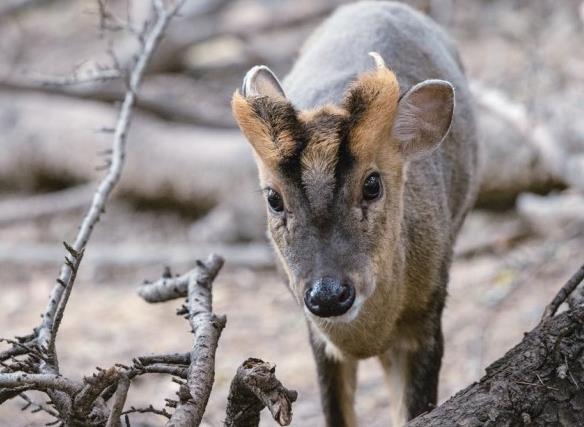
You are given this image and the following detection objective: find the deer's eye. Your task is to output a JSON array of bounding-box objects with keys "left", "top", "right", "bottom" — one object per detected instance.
[
  {"left": 266, "top": 188, "right": 284, "bottom": 212},
  {"left": 363, "top": 172, "right": 382, "bottom": 201}
]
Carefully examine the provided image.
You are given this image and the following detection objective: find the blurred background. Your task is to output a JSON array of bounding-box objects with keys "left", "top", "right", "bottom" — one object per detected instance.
[{"left": 0, "top": 0, "right": 583, "bottom": 425}]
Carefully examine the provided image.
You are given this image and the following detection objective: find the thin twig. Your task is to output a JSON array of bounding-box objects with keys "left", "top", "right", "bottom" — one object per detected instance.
[
  {"left": 135, "top": 352, "right": 191, "bottom": 366},
  {"left": 121, "top": 404, "right": 172, "bottom": 419},
  {"left": 541, "top": 264, "right": 584, "bottom": 321},
  {"left": 19, "top": 393, "right": 59, "bottom": 418}
]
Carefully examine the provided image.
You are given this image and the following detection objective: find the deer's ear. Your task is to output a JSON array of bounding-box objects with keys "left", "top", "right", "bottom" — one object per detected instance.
[
  {"left": 232, "top": 66, "right": 298, "bottom": 169},
  {"left": 242, "top": 65, "right": 286, "bottom": 99},
  {"left": 391, "top": 79, "right": 454, "bottom": 161},
  {"left": 344, "top": 52, "right": 401, "bottom": 158}
]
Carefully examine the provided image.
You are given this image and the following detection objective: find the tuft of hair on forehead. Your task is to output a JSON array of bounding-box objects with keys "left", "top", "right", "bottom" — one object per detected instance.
[
  {"left": 298, "top": 107, "right": 351, "bottom": 212},
  {"left": 343, "top": 57, "right": 401, "bottom": 160},
  {"left": 232, "top": 54, "right": 401, "bottom": 186},
  {"left": 231, "top": 90, "right": 305, "bottom": 169}
]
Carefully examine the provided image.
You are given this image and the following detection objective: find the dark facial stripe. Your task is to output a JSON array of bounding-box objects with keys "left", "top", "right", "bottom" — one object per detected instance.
[
  {"left": 333, "top": 120, "right": 354, "bottom": 200},
  {"left": 251, "top": 100, "right": 357, "bottom": 202},
  {"left": 296, "top": 112, "right": 354, "bottom": 195}
]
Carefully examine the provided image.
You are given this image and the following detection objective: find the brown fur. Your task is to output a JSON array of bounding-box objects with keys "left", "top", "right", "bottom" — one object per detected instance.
[
  {"left": 231, "top": 91, "right": 302, "bottom": 168},
  {"left": 344, "top": 67, "right": 400, "bottom": 161}
]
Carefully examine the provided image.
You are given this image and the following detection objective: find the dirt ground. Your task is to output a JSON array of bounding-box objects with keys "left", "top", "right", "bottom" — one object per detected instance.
[
  {"left": 1, "top": 202, "right": 582, "bottom": 426},
  {"left": 1, "top": 0, "right": 583, "bottom": 425}
]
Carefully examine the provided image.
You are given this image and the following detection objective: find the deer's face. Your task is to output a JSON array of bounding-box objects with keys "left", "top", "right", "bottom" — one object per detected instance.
[{"left": 232, "top": 54, "right": 454, "bottom": 328}]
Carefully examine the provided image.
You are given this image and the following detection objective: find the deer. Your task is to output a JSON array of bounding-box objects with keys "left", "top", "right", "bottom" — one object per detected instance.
[{"left": 231, "top": 1, "right": 479, "bottom": 426}]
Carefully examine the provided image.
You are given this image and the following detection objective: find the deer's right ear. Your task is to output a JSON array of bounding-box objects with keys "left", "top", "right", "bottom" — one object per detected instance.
[
  {"left": 242, "top": 65, "right": 286, "bottom": 99},
  {"left": 232, "top": 66, "right": 297, "bottom": 169}
]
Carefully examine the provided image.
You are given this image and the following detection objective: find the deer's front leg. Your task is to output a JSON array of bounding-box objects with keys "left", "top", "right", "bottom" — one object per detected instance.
[
  {"left": 379, "top": 324, "right": 444, "bottom": 426},
  {"left": 309, "top": 329, "right": 358, "bottom": 427}
]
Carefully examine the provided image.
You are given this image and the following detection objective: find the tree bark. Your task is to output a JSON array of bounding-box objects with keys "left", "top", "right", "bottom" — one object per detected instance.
[{"left": 407, "top": 306, "right": 584, "bottom": 426}]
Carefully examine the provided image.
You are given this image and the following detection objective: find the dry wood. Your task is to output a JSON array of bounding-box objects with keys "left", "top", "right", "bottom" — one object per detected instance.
[
  {"left": 407, "top": 265, "right": 584, "bottom": 426},
  {"left": 407, "top": 305, "right": 584, "bottom": 426},
  {"left": 0, "top": 373, "right": 81, "bottom": 395},
  {"left": 160, "top": 254, "right": 227, "bottom": 426},
  {"left": 472, "top": 81, "right": 583, "bottom": 194},
  {"left": 0, "top": 72, "right": 236, "bottom": 128},
  {"left": 225, "top": 358, "right": 298, "bottom": 427}
]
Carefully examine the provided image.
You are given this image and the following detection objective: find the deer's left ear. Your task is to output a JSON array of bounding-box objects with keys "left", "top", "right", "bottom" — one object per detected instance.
[{"left": 391, "top": 79, "right": 455, "bottom": 161}]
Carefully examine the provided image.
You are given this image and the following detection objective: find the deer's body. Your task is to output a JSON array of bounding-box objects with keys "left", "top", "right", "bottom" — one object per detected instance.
[{"left": 232, "top": 2, "right": 478, "bottom": 426}]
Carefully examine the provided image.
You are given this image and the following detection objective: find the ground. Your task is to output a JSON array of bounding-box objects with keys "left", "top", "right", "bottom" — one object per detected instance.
[
  {"left": 1, "top": 0, "right": 583, "bottom": 425},
  {"left": 0, "top": 201, "right": 581, "bottom": 426}
]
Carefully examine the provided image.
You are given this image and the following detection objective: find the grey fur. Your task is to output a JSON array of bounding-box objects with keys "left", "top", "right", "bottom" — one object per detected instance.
[{"left": 392, "top": 79, "right": 455, "bottom": 160}]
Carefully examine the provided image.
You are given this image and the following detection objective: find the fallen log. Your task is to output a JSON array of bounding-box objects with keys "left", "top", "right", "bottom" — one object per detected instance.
[
  {"left": 0, "top": 242, "right": 274, "bottom": 270},
  {"left": 0, "top": 89, "right": 262, "bottom": 221},
  {"left": 407, "top": 267, "right": 584, "bottom": 426}
]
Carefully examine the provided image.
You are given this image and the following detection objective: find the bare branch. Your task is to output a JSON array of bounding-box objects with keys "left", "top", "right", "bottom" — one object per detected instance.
[
  {"left": 74, "top": 367, "right": 122, "bottom": 418},
  {"left": 36, "top": 0, "right": 188, "bottom": 375},
  {"left": 135, "top": 364, "right": 188, "bottom": 379},
  {"left": 0, "top": 373, "right": 80, "bottom": 395},
  {"left": 138, "top": 273, "right": 191, "bottom": 303},
  {"left": 105, "top": 375, "right": 130, "bottom": 427},
  {"left": 0, "top": 0, "right": 189, "bottom": 423},
  {"left": 165, "top": 254, "right": 226, "bottom": 426},
  {"left": 225, "top": 358, "right": 298, "bottom": 427},
  {"left": 541, "top": 264, "right": 584, "bottom": 321},
  {"left": 135, "top": 352, "right": 190, "bottom": 366}
]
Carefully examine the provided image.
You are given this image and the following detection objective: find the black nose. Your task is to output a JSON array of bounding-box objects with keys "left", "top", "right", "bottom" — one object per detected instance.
[{"left": 304, "top": 277, "right": 355, "bottom": 318}]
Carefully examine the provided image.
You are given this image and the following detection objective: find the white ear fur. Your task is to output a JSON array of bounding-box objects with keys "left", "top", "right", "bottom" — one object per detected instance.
[
  {"left": 391, "top": 79, "right": 455, "bottom": 160},
  {"left": 242, "top": 65, "right": 286, "bottom": 99}
]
